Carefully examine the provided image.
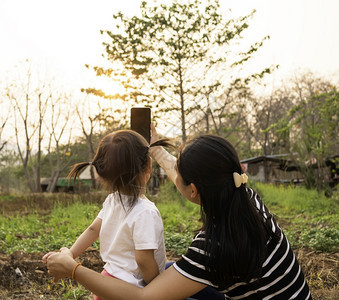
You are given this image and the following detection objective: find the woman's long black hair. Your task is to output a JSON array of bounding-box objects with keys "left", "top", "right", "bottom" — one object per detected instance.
[{"left": 177, "top": 135, "right": 272, "bottom": 285}]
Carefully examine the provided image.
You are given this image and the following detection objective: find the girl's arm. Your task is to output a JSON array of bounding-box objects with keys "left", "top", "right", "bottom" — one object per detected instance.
[
  {"left": 70, "top": 217, "right": 102, "bottom": 259},
  {"left": 42, "top": 218, "right": 102, "bottom": 263},
  {"left": 47, "top": 248, "right": 206, "bottom": 300},
  {"left": 135, "top": 249, "right": 159, "bottom": 284}
]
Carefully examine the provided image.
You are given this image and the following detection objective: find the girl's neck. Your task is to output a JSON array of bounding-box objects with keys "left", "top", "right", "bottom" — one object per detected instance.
[{"left": 119, "top": 185, "right": 146, "bottom": 197}]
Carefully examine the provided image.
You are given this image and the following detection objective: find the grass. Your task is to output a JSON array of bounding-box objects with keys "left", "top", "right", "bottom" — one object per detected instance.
[
  {"left": 253, "top": 182, "right": 339, "bottom": 252},
  {"left": 0, "top": 201, "right": 101, "bottom": 253},
  {"left": 0, "top": 184, "right": 338, "bottom": 300},
  {"left": 151, "top": 182, "right": 201, "bottom": 255},
  {"left": 0, "top": 183, "right": 338, "bottom": 255},
  {"left": 253, "top": 182, "right": 338, "bottom": 214},
  {"left": 0, "top": 183, "right": 200, "bottom": 255}
]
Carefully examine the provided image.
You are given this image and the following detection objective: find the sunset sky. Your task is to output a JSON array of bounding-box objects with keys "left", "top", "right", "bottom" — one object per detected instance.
[{"left": 0, "top": 0, "right": 338, "bottom": 94}]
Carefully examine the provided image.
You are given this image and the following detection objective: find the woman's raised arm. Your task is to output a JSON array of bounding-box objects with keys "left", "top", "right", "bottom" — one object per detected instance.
[{"left": 149, "top": 123, "right": 177, "bottom": 183}]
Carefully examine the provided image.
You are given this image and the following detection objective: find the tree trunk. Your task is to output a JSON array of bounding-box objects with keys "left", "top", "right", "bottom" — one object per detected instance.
[
  {"left": 178, "top": 60, "right": 186, "bottom": 143},
  {"left": 47, "top": 170, "right": 61, "bottom": 193}
]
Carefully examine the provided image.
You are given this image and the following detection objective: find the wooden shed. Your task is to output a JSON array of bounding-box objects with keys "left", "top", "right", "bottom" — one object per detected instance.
[{"left": 240, "top": 155, "right": 303, "bottom": 184}]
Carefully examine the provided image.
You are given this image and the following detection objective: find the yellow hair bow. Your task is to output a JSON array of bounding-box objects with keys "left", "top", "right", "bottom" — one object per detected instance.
[{"left": 233, "top": 172, "right": 248, "bottom": 188}]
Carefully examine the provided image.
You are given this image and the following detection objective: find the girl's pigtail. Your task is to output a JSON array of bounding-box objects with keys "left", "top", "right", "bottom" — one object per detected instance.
[
  {"left": 149, "top": 138, "right": 175, "bottom": 149},
  {"left": 67, "top": 162, "right": 92, "bottom": 184}
]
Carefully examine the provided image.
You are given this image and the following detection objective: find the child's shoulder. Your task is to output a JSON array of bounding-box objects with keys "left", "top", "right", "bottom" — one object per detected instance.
[
  {"left": 137, "top": 195, "right": 156, "bottom": 207},
  {"left": 133, "top": 196, "right": 159, "bottom": 213},
  {"left": 104, "top": 192, "right": 119, "bottom": 203}
]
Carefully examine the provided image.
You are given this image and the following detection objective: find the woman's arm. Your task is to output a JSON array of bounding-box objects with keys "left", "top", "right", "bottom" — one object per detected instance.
[
  {"left": 70, "top": 217, "right": 102, "bottom": 259},
  {"left": 47, "top": 248, "right": 206, "bottom": 300},
  {"left": 150, "top": 146, "right": 177, "bottom": 183},
  {"left": 149, "top": 123, "right": 177, "bottom": 183},
  {"left": 135, "top": 249, "right": 159, "bottom": 284}
]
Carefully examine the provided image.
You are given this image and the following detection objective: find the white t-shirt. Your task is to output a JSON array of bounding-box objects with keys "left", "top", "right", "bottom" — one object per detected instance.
[{"left": 97, "top": 192, "right": 166, "bottom": 287}]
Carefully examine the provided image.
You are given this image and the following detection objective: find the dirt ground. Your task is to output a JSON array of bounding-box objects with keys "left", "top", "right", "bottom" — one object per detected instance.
[
  {"left": 0, "top": 248, "right": 102, "bottom": 299},
  {"left": 0, "top": 248, "right": 337, "bottom": 299},
  {"left": 0, "top": 193, "right": 338, "bottom": 299}
]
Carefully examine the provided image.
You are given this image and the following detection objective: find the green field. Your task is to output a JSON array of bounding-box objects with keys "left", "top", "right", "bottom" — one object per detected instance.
[
  {"left": 0, "top": 183, "right": 338, "bottom": 299},
  {"left": 1, "top": 182, "right": 337, "bottom": 254}
]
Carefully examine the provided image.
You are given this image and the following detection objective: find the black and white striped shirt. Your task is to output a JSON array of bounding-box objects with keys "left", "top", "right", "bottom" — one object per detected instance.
[{"left": 174, "top": 188, "right": 311, "bottom": 299}]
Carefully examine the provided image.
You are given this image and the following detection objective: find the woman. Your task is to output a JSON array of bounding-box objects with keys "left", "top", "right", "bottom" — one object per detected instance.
[{"left": 46, "top": 125, "right": 311, "bottom": 299}]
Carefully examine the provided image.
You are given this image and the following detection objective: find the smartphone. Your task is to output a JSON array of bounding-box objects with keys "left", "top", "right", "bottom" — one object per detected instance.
[{"left": 131, "top": 107, "right": 151, "bottom": 143}]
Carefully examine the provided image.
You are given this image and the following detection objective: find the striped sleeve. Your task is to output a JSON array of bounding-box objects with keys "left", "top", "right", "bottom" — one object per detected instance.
[{"left": 174, "top": 232, "right": 218, "bottom": 287}]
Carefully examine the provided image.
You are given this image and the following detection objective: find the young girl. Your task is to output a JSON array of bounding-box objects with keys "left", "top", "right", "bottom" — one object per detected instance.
[
  {"left": 46, "top": 125, "right": 312, "bottom": 300},
  {"left": 43, "top": 130, "right": 171, "bottom": 299}
]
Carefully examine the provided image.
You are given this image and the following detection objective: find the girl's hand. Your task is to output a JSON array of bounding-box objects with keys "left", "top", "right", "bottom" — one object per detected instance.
[
  {"left": 42, "top": 247, "right": 73, "bottom": 264},
  {"left": 42, "top": 251, "right": 58, "bottom": 264},
  {"left": 150, "top": 122, "right": 159, "bottom": 145},
  {"left": 46, "top": 247, "right": 77, "bottom": 282}
]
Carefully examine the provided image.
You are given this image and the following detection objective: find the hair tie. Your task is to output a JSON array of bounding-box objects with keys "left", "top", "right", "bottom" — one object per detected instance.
[{"left": 233, "top": 172, "right": 248, "bottom": 188}]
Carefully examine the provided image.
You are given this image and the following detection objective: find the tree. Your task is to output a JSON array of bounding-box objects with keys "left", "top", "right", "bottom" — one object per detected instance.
[
  {"left": 0, "top": 96, "right": 9, "bottom": 152},
  {"left": 75, "top": 96, "right": 103, "bottom": 189},
  {"left": 190, "top": 85, "right": 252, "bottom": 147},
  {"left": 4, "top": 60, "right": 77, "bottom": 192},
  {"left": 246, "top": 87, "right": 295, "bottom": 156},
  {"left": 6, "top": 61, "right": 52, "bottom": 192},
  {"left": 269, "top": 72, "right": 338, "bottom": 189},
  {"left": 74, "top": 94, "right": 127, "bottom": 188},
  {"left": 288, "top": 88, "right": 338, "bottom": 189},
  {"left": 44, "top": 94, "right": 73, "bottom": 192},
  {"left": 0, "top": 150, "right": 23, "bottom": 192},
  {"left": 88, "top": 0, "right": 272, "bottom": 142}
]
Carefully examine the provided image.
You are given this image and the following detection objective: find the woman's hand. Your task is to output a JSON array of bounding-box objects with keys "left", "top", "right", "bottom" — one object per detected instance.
[
  {"left": 46, "top": 247, "right": 77, "bottom": 282},
  {"left": 150, "top": 122, "right": 159, "bottom": 145}
]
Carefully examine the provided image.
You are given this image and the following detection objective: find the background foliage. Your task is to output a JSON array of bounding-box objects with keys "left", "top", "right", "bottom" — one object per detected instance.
[{"left": 0, "top": 1, "right": 337, "bottom": 193}]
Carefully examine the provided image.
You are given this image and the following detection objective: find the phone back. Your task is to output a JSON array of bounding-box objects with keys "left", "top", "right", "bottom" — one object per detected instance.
[{"left": 131, "top": 107, "right": 151, "bottom": 143}]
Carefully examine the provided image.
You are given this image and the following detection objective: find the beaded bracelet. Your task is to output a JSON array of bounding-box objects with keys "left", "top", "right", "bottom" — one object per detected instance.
[{"left": 72, "top": 262, "right": 82, "bottom": 281}]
